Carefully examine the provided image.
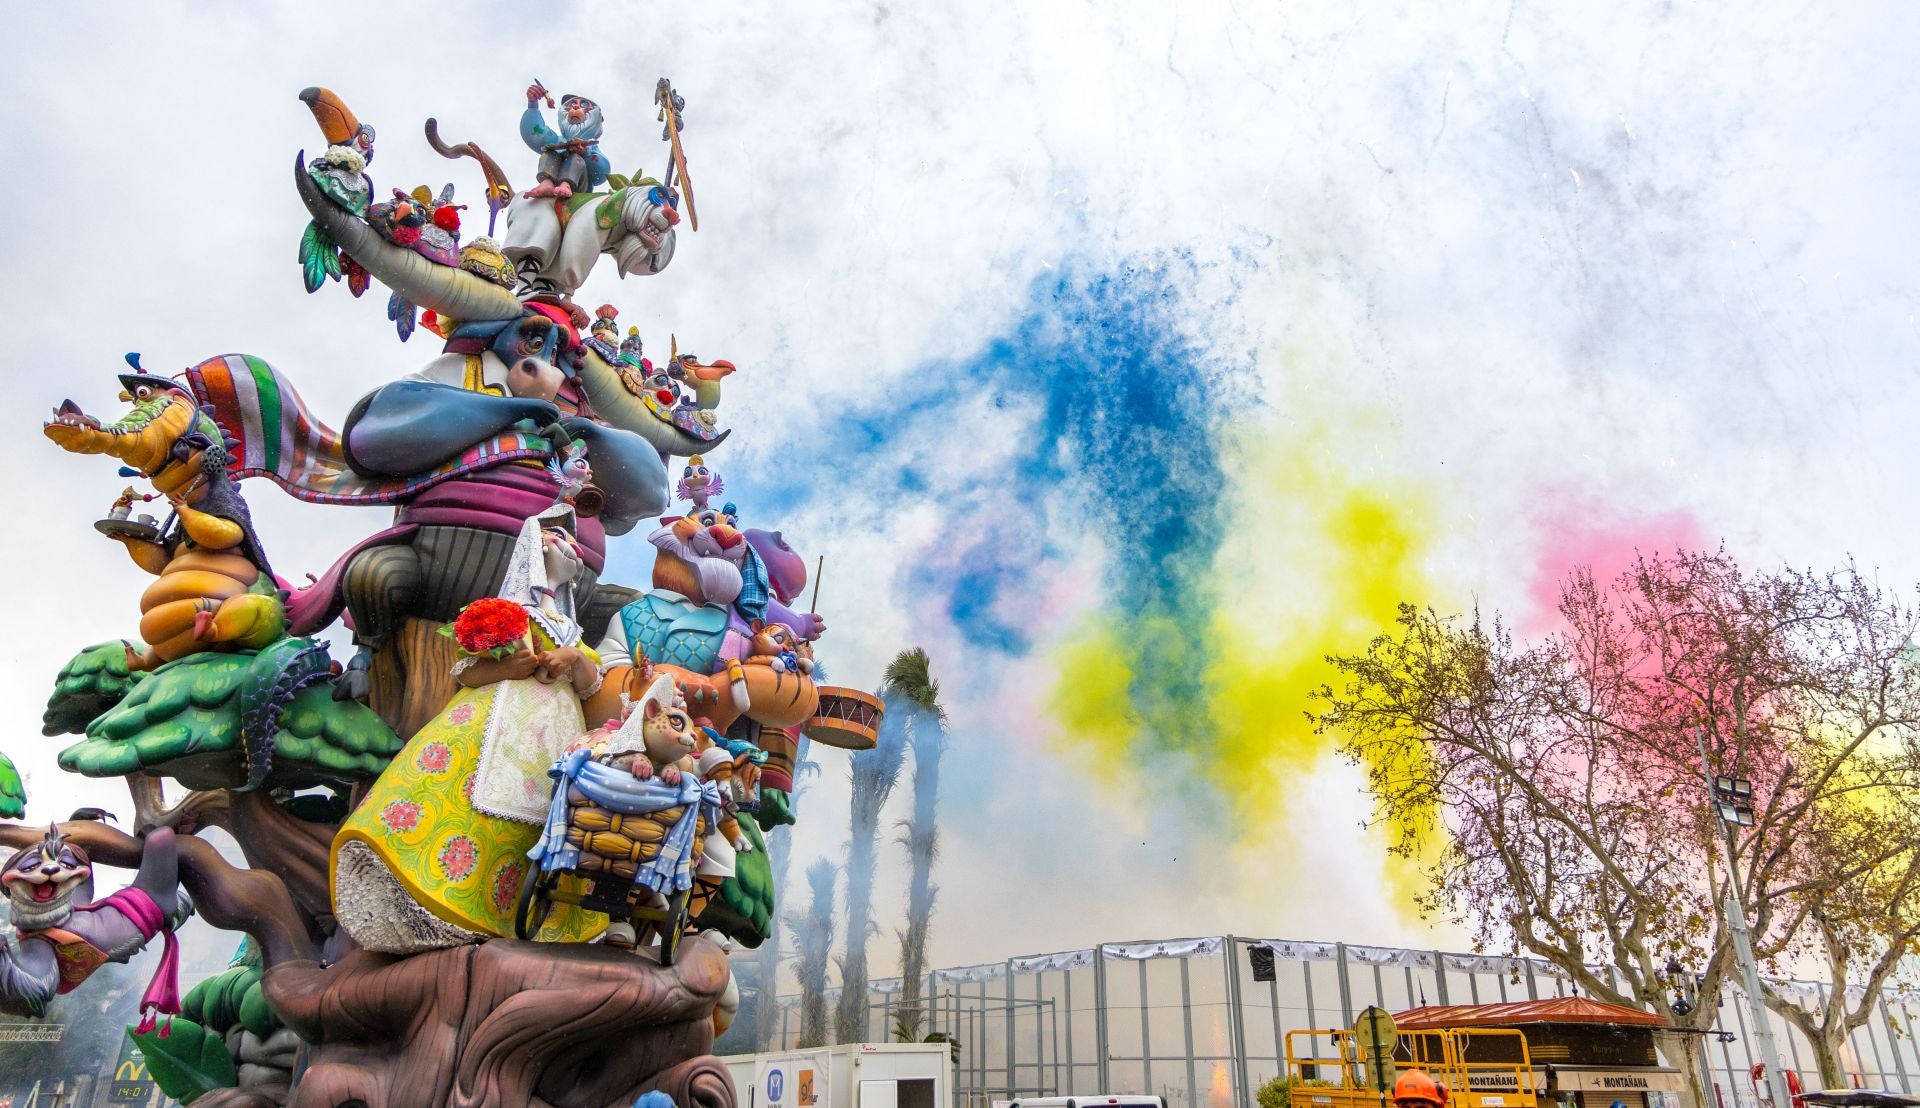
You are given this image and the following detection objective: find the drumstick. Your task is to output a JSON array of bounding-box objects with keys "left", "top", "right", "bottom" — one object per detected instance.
[{"left": 808, "top": 556, "right": 824, "bottom": 613}]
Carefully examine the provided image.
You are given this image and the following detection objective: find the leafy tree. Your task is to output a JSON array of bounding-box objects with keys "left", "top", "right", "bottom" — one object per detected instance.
[
  {"left": 1315, "top": 550, "right": 1920, "bottom": 1100},
  {"left": 55, "top": 644, "right": 401, "bottom": 789}
]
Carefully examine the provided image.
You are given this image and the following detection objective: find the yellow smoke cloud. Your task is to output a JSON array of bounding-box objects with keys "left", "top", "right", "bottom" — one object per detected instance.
[{"left": 1049, "top": 410, "right": 1454, "bottom": 912}]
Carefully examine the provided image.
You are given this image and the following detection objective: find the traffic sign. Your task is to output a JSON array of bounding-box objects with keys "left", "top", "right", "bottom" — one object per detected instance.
[{"left": 1353, "top": 1005, "right": 1399, "bottom": 1094}]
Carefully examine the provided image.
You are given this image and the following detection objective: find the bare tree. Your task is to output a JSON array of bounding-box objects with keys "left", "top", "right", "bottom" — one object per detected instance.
[{"left": 1315, "top": 550, "right": 1920, "bottom": 1100}]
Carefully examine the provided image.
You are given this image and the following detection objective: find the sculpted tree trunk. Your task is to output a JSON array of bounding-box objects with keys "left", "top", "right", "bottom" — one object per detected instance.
[{"left": 0, "top": 821, "right": 737, "bottom": 1108}]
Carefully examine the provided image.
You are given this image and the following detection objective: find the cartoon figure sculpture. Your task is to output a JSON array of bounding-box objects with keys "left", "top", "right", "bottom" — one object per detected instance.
[
  {"left": 676, "top": 455, "right": 724, "bottom": 510},
  {"left": 0, "top": 825, "right": 193, "bottom": 1023},
  {"left": 498, "top": 81, "right": 680, "bottom": 296},
  {"left": 45, "top": 366, "right": 285, "bottom": 671},
  {"left": 6, "top": 76, "right": 887, "bottom": 1108},
  {"left": 519, "top": 82, "right": 608, "bottom": 199},
  {"left": 331, "top": 502, "right": 605, "bottom": 952},
  {"left": 596, "top": 505, "right": 759, "bottom": 676},
  {"left": 524, "top": 675, "right": 726, "bottom": 953},
  {"left": 546, "top": 437, "right": 593, "bottom": 506}
]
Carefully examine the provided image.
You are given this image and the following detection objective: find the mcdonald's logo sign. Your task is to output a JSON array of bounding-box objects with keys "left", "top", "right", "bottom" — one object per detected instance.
[{"left": 115, "top": 1058, "right": 150, "bottom": 1081}]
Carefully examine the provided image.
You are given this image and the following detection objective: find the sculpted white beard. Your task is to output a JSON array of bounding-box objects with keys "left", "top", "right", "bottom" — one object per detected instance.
[
  {"left": 650, "top": 528, "right": 746, "bottom": 604},
  {"left": 8, "top": 888, "right": 75, "bottom": 931},
  {"left": 695, "top": 553, "right": 744, "bottom": 605}
]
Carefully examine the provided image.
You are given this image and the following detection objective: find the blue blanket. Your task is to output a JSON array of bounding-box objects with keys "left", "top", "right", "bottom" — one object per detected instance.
[{"left": 529, "top": 751, "right": 723, "bottom": 895}]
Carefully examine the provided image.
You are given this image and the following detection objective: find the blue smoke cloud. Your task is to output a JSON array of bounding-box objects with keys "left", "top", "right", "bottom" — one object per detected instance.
[{"left": 734, "top": 255, "right": 1253, "bottom": 676}]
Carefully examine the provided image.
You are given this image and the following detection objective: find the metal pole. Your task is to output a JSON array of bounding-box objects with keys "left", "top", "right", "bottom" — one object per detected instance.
[
  {"left": 1697, "top": 729, "right": 1791, "bottom": 1107},
  {"left": 1140, "top": 960, "right": 1154, "bottom": 1097},
  {"left": 1181, "top": 955, "right": 1198, "bottom": 1108},
  {"left": 1226, "top": 937, "right": 1250, "bottom": 1108},
  {"left": 1882, "top": 996, "right": 1911, "bottom": 1093},
  {"left": 1336, "top": 944, "right": 1356, "bottom": 1026},
  {"left": 1095, "top": 945, "right": 1112, "bottom": 1094}
]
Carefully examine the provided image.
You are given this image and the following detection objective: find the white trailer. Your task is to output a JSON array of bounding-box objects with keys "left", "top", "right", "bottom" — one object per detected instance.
[{"left": 725, "top": 1042, "right": 953, "bottom": 1108}]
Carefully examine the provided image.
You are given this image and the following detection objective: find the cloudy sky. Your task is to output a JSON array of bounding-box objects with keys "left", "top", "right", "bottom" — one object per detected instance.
[{"left": 2, "top": 1, "right": 1917, "bottom": 977}]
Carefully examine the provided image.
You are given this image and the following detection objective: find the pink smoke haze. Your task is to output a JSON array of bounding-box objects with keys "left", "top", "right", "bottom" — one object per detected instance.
[{"left": 1521, "top": 489, "right": 1707, "bottom": 637}]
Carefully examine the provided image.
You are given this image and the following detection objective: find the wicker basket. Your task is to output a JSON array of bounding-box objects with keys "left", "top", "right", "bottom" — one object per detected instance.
[{"left": 562, "top": 795, "right": 708, "bottom": 881}]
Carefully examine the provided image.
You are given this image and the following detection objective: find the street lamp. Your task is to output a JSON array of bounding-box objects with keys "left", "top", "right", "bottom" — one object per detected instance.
[
  {"left": 1659, "top": 959, "right": 1716, "bottom": 1108},
  {"left": 1694, "top": 730, "right": 1790, "bottom": 1108}
]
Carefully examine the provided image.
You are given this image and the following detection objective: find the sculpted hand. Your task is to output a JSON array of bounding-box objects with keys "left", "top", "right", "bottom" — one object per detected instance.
[
  {"left": 731, "top": 833, "right": 754, "bottom": 853},
  {"left": 526, "top": 82, "right": 547, "bottom": 106},
  {"left": 630, "top": 760, "right": 654, "bottom": 780},
  {"left": 536, "top": 646, "right": 583, "bottom": 683},
  {"left": 660, "top": 765, "right": 682, "bottom": 786},
  {"left": 498, "top": 647, "right": 541, "bottom": 681}
]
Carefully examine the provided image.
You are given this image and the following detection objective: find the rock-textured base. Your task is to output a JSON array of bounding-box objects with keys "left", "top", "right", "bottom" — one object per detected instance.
[{"left": 265, "top": 935, "right": 736, "bottom": 1108}]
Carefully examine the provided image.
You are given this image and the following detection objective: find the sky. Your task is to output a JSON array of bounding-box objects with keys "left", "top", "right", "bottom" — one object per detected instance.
[{"left": 2, "top": 1, "right": 1919, "bottom": 982}]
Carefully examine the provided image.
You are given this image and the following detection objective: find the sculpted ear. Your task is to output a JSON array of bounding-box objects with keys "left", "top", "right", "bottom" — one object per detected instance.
[
  {"left": 751, "top": 619, "right": 766, "bottom": 634},
  {"left": 644, "top": 698, "right": 663, "bottom": 719}
]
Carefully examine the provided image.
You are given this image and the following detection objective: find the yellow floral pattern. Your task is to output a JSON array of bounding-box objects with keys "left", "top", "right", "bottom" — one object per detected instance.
[{"left": 331, "top": 682, "right": 604, "bottom": 942}]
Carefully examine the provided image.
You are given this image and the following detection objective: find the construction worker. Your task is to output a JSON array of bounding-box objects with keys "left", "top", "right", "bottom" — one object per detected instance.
[{"left": 1393, "top": 1070, "right": 1450, "bottom": 1108}]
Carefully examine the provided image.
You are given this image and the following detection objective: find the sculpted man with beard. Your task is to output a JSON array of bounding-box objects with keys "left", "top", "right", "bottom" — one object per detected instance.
[
  {"left": 0, "top": 824, "right": 193, "bottom": 1024},
  {"left": 595, "top": 504, "right": 762, "bottom": 679}
]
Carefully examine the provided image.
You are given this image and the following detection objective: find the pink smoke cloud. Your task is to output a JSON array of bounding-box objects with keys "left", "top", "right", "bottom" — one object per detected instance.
[{"left": 1521, "top": 487, "right": 1708, "bottom": 636}]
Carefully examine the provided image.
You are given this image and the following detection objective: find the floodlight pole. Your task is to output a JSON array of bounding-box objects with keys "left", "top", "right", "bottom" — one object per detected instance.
[{"left": 1695, "top": 729, "right": 1792, "bottom": 1108}]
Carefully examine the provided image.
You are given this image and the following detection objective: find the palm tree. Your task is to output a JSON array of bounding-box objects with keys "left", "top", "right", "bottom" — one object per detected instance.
[
  {"left": 793, "top": 857, "right": 838, "bottom": 1048},
  {"left": 887, "top": 648, "right": 947, "bottom": 1040},
  {"left": 745, "top": 740, "right": 821, "bottom": 1050},
  {"left": 833, "top": 674, "right": 910, "bottom": 1043}
]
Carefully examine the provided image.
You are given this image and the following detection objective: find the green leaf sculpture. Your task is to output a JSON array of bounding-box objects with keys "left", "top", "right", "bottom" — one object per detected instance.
[
  {"left": 0, "top": 748, "right": 23, "bottom": 819},
  {"left": 130, "top": 1016, "right": 239, "bottom": 1104},
  {"left": 43, "top": 641, "right": 143, "bottom": 736},
  {"left": 694, "top": 811, "right": 773, "bottom": 947},
  {"left": 56, "top": 643, "right": 402, "bottom": 790},
  {"left": 182, "top": 963, "right": 255, "bottom": 1034}
]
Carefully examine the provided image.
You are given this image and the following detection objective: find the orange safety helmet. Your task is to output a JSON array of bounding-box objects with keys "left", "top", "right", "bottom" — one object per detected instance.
[{"left": 1393, "top": 1069, "right": 1448, "bottom": 1108}]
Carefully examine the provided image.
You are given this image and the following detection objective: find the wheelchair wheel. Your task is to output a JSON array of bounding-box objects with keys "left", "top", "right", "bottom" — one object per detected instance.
[
  {"left": 514, "top": 866, "right": 554, "bottom": 940},
  {"left": 658, "top": 888, "right": 691, "bottom": 965}
]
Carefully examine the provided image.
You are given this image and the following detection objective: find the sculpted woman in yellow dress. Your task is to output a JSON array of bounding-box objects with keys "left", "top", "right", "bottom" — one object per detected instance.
[{"left": 330, "top": 502, "right": 606, "bottom": 952}]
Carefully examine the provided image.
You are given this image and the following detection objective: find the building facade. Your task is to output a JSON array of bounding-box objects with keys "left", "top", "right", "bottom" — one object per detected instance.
[{"left": 735, "top": 936, "right": 1920, "bottom": 1108}]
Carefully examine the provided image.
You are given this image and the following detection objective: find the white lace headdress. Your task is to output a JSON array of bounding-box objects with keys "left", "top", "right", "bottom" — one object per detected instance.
[{"left": 496, "top": 501, "right": 582, "bottom": 647}]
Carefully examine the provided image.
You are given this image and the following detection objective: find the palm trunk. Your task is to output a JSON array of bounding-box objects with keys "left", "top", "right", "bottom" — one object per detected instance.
[
  {"left": 834, "top": 811, "right": 879, "bottom": 1042},
  {"left": 835, "top": 694, "right": 908, "bottom": 1045},
  {"left": 794, "top": 860, "right": 838, "bottom": 1049},
  {"left": 895, "top": 721, "right": 944, "bottom": 1040}
]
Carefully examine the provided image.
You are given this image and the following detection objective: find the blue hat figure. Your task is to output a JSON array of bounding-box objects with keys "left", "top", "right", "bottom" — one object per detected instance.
[{"left": 634, "top": 1092, "right": 676, "bottom": 1108}]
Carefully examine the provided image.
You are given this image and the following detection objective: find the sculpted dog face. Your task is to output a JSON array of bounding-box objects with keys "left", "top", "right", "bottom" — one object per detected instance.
[{"left": 2, "top": 828, "right": 93, "bottom": 930}]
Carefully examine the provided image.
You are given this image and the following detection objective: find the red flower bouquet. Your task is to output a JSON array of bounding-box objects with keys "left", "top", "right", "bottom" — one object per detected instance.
[{"left": 440, "top": 597, "right": 531, "bottom": 658}]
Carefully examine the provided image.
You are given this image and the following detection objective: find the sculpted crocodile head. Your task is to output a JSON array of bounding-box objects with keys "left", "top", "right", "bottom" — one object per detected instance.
[{"left": 44, "top": 374, "right": 217, "bottom": 490}]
